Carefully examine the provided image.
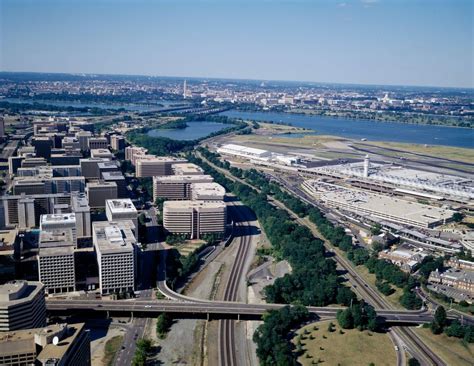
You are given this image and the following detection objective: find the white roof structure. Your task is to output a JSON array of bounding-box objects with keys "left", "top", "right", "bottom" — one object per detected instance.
[{"left": 217, "top": 143, "right": 271, "bottom": 160}]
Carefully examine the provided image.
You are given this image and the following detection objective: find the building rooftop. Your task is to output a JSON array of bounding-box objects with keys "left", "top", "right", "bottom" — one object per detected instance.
[
  {"left": 40, "top": 213, "right": 76, "bottom": 226},
  {"left": 218, "top": 143, "right": 270, "bottom": 157},
  {"left": 86, "top": 181, "right": 117, "bottom": 188},
  {"left": 137, "top": 156, "right": 187, "bottom": 164},
  {"left": 164, "top": 200, "right": 226, "bottom": 210},
  {"left": 71, "top": 193, "right": 90, "bottom": 212},
  {"left": 153, "top": 174, "right": 214, "bottom": 183},
  {"left": 106, "top": 199, "right": 137, "bottom": 214},
  {"left": 93, "top": 220, "right": 136, "bottom": 254},
  {"left": 191, "top": 182, "right": 226, "bottom": 196},
  {"left": 0, "top": 281, "right": 43, "bottom": 305},
  {"left": 172, "top": 163, "right": 204, "bottom": 175},
  {"left": 39, "top": 228, "right": 75, "bottom": 248}
]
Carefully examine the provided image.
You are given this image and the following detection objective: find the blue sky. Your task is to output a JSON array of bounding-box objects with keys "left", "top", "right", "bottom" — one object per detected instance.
[{"left": 0, "top": 0, "right": 472, "bottom": 88}]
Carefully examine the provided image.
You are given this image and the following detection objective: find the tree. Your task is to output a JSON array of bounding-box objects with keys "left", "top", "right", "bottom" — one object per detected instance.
[
  {"left": 408, "top": 358, "right": 420, "bottom": 366},
  {"left": 370, "top": 224, "right": 382, "bottom": 236},
  {"left": 434, "top": 306, "right": 447, "bottom": 328},
  {"left": 337, "top": 309, "right": 354, "bottom": 329},
  {"left": 156, "top": 313, "right": 173, "bottom": 339},
  {"left": 452, "top": 212, "right": 464, "bottom": 222}
]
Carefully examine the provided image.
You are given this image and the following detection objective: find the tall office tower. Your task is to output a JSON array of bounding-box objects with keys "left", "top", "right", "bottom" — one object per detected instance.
[
  {"left": 0, "top": 281, "right": 46, "bottom": 332},
  {"left": 153, "top": 174, "right": 214, "bottom": 201},
  {"left": 183, "top": 79, "right": 187, "bottom": 98},
  {"left": 38, "top": 246, "right": 75, "bottom": 294},
  {"left": 87, "top": 137, "right": 108, "bottom": 150},
  {"left": 75, "top": 130, "right": 92, "bottom": 151},
  {"left": 80, "top": 158, "right": 108, "bottom": 179},
  {"left": 86, "top": 181, "right": 117, "bottom": 208},
  {"left": 93, "top": 220, "right": 136, "bottom": 295},
  {"left": 101, "top": 171, "right": 127, "bottom": 198},
  {"left": 105, "top": 199, "right": 138, "bottom": 231},
  {"left": 32, "top": 136, "right": 53, "bottom": 160},
  {"left": 0, "top": 323, "right": 91, "bottom": 366},
  {"left": 17, "top": 197, "right": 36, "bottom": 229},
  {"left": 40, "top": 213, "right": 77, "bottom": 246},
  {"left": 111, "top": 135, "right": 126, "bottom": 151},
  {"left": 136, "top": 157, "right": 187, "bottom": 178},
  {"left": 163, "top": 200, "right": 227, "bottom": 239},
  {"left": 71, "top": 193, "right": 91, "bottom": 238}
]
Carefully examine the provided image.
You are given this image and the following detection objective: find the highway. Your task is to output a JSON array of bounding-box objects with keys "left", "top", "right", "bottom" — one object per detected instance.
[{"left": 46, "top": 298, "right": 433, "bottom": 324}]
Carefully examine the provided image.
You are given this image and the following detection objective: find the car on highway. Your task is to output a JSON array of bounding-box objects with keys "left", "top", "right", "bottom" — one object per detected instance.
[{"left": 144, "top": 305, "right": 152, "bottom": 308}]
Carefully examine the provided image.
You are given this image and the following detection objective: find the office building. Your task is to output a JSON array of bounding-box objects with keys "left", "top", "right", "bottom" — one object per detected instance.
[
  {"left": 21, "top": 157, "right": 47, "bottom": 168},
  {"left": 38, "top": 246, "right": 75, "bottom": 294},
  {"left": 8, "top": 156, "right": 24, "bottom": 175},
  {"left": 111, "top": 135, "right": 126, "bottom": 151},
  {"left": 0, "top": 323, "right": 91, "bottom": 366},
  {"left": 75, "top": 130, "right": 92, "bottom": 151},
  {"left": 0, "top": 193, "right": 71, "bottom": 229},
  {"left": 86, "top": 181, "right": 117, "bottom": 208},
  {"left": 97, "top": 160, "right": 119, "bottom": 174},
  {"left": 191, "top": 182, "right": 226, "bottom": 201},
  {"left": 125, "top": 146, "right": 147, "bottom": 165},
  {"left": 32, "top": 136, "right": 53, "bottom": 160},
  {"left": 71, "top": 193, "right": 91, "bottom": 238},
  {"left": 163, "top": 200, "right": 227, "bottom": 239},
  {"left": 136, "top": 156, "right": 187, "bottom": 178},
  {"left": 40, "top": 213, "right": 77, "bottom": 246},
  {"left": 80, "top": 158, "right": 108, "bottom": 179},
  {"left": 172, "top": 163, "right": 204, "bottom": 176},
  {"left": 153, "top": 174, "right": 213, "bottom": 201},
  {"left": 50, "top": 150, "right": 82, "bottom": 166},
  {"left": 105, "top": 199, "right": 138, "bottom": 230},
  {"left": 101, "top": 171, "right": 127, "bottom": 198},
  {"left": 87, "top": 137, "right": 108, "bottom": 150},
  {"left": 91, "top": 148, "right": 114, "bottom": 160},
  {"left": 62, "top": 136, "right": 80, "bottom": 150},
  {"left": 93, "top": 220, "right": 136, "bottom": 295},
  {"left": 0, "top": 281, "right": 46, "bottom": 332},
  {"left": 13, "top": 176, "right": 85, "bottom": 195}
]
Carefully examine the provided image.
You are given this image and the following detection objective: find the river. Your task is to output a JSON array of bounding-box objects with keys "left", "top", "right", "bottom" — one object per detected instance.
[
  {"left": 221, "top": 110, "right": 473, "bottom": 149},
  {"left": 147, "top": 121, "right": 228, "bottom": 140}
]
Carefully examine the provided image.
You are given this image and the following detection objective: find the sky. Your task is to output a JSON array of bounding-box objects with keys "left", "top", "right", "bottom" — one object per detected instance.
[{"left": 0, "top": 0, "right": 472, "bottom": 88}]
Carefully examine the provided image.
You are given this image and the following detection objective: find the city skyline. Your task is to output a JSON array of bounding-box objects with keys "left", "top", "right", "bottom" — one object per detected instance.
[{"left": 1, "top": 0, "right": 473, "bottom": 88}]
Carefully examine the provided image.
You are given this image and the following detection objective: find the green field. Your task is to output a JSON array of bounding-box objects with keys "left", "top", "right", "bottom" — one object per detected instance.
[
  {"left": 295, "top": 320, "right": 397, "bottom": 366},
  {"left": 414, "top": 327, "right": 474, "bottom": 366},
  {"left": 102, "top": 335, "right": 124, "bottom": 366}
]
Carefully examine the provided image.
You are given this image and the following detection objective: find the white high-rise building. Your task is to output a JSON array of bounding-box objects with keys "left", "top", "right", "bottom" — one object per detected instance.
[
  {"left": 105, "top": 199, "right": 138, "bottom": 231},
  {"left": 163, "top": 200, "right": 227, "bottom": 239},
  {"left": 93, "top": 220, "right": 136, "bottom": 295}
]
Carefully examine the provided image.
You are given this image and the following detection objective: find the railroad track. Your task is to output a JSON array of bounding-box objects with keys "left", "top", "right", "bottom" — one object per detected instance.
[{"left": 218, "top": 206, "right": 253, "bottom": 366}]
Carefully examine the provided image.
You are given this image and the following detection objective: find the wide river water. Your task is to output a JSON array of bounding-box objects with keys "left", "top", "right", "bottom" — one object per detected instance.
[{"left": 221, "top": 110, "right": 473, "bottom": 149}]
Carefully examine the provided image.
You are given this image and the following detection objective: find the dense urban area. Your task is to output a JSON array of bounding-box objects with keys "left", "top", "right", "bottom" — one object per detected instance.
[{"left": 0, "top": 72, "right": 473, "bottom": 366}]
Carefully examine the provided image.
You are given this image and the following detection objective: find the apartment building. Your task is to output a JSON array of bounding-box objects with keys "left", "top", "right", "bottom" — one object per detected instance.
[
  {"left": 125, "top": 146, "right": 147, "bottom": 165},
  {"left": 153, "top": 174, "right": 214, "bottom": 201},
  {"left": 163, "top": 200, "right": 227, "bottom": 239},
  {"left": 0, "top": 281, "right": 46, "bottom": 332},
  {"left": 93, "top": 220, "right": 136, "bottom": 295}
]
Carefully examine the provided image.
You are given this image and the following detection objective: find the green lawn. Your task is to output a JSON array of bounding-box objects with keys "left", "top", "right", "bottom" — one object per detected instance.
[{"left": 295, "top": 320, "right": 397, "bottom": 366}]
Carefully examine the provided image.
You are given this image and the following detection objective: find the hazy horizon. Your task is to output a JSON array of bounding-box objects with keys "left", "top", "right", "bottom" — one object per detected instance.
[{"left": 1, "top": 0, "right": 473, "bottom": 88}]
